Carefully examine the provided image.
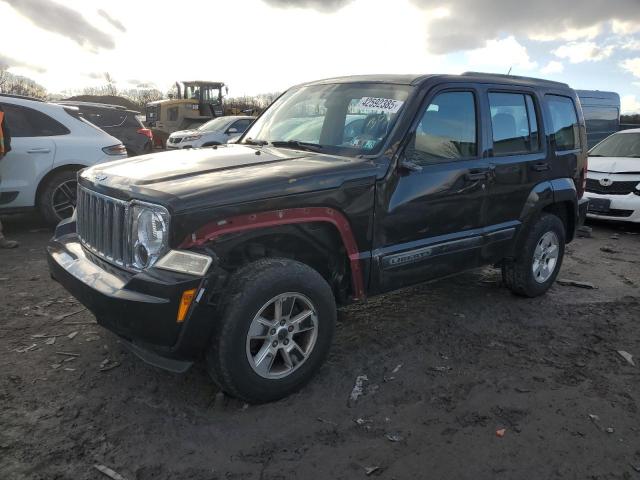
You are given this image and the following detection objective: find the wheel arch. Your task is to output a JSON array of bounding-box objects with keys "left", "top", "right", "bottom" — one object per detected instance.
[
  {"left": 508, "top": 179, "right": 576, "bottom": 258},
  {"left": 35, "top": 163, "right": 86, "bottom": 206},
  {"left": 180, "top": 207, "right": 366, "bottom": 302}
]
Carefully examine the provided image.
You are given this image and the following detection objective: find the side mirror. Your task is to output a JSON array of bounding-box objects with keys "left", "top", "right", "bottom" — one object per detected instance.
[{"left": 227, "top": 127, "right": 238, "bottom": 134}]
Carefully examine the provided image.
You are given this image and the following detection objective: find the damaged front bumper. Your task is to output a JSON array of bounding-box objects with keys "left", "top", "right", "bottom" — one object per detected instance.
[{"left": 46, "top": 218, "right": 220, "bottom": 372}]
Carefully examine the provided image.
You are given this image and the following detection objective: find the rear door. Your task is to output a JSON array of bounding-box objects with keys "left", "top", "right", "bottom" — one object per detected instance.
[
  {"left": 373, "top": 85, "right": 489, "bottom": 293},
  {"left": 0, "top": 102, "right": 57, "bottom": 208},
  {"left": 481, "top": 87, "right": 549, "bottom": 262}
]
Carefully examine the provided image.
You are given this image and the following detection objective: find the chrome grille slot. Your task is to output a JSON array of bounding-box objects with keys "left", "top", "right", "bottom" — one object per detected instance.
[{"left": 76, "top": 185, "right": 129, "bottom": 267}]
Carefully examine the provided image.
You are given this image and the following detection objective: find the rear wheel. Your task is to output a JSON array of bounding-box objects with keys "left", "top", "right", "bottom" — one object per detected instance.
[
  {"left": 206, "top": 258, "right": 336, "bottom": 403},
  {"left": 502, "top": 213, "right": 565, "bottom": 297},
  {"left": 37, "top": 169, "right": 78, "bottom": 226}
]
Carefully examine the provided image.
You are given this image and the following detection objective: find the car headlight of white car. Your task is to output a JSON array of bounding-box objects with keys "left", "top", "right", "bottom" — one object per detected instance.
[
  {"left": 183, "top": 134, "right": 202, "bottom": 142},
  {"left": 130, "top": 202, "right": 170, "bottom": 269}
]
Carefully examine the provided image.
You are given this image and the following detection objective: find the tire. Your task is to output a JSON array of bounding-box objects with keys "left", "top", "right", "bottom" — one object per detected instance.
[
  {"left": 206, "top": 258, "right": 336, "bottom": 403},
  {"left": 502, "top": 213, "right": 565, "bottom": 297},
  {"left": 37, "top": 169, "right": 79, "bottom": 226}
]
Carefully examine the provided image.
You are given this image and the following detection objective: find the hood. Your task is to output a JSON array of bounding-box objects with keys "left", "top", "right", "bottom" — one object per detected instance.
[
  {"left": 169, "top": 129, "right": 197, "bottom": 138},
  {"left": 588, "top": 156, "right": 640, "bottom": 174},
  {"left": 79, "top": 144, "right": 383, "bottom": 212}
]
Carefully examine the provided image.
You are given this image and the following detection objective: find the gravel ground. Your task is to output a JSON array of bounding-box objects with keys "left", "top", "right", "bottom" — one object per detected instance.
[{"left": 1, "top": 214, "right": 640, "bottom": 480}]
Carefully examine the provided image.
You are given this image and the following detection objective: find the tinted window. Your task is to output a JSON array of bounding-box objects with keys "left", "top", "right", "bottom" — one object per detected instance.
[
  {"left": 409, "top": 91, "right": 477, "bottom": 164},
  {"left": 229, "top": 119, "right": 252, "bottom": 132},
  {"left": 80, "top": 107, "right": 126, "bottom": 127},
  {"left": 489, "top": 92, "right": 539, "bottom": 155},
  {"left": 0, "top": 103, "right": 69, "bottom": 137},
  {"left": 547, "top": 95, "right": 579, "bottom": 150},
  {"left": 590, "top": 132, "right": 640, "bottom": 157}
]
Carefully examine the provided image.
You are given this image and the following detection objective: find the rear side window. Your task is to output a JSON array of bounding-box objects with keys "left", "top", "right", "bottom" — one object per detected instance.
[
  {"left": 409, "top": 91, "right": 477, "bottom": 164},
  {"left": 0, "top": 103, "right": 69, "bottom": 137},
  {"left": 488, "top": 92, "right": 539, "bottom": 155},
  {"left": 546, "top": 95, "right": 580, "bottom": 150},
  {"left": 80, "top": 107, "right": 126, "bottom": 128}
]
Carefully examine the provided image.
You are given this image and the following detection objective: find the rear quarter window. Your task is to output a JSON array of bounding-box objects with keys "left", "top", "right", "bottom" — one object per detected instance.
[
  {"left": 546, "top": 95, "right": 580, "bottom": 151},
  {"left": 0, "top": 103, "right": 69, "bottom": 137}
]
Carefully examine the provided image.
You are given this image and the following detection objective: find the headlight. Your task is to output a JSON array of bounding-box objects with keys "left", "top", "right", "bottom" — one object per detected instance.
[
  {"left": 183, "top": 134, "right": 202, "bottom": 142},
  {"left": 130, "top": 202, "right": 170, "bottom": 269}
]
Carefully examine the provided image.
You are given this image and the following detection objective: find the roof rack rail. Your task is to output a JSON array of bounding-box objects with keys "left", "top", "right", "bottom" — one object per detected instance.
[
  {"left": 56, "top": 100, "right": 129, "bottom": 111},
  {"left": 461, "top": 71, "right": 569, "bottom": 87},
  {"left": 0, "top": 93, "right": 45, "bottom": 102}
]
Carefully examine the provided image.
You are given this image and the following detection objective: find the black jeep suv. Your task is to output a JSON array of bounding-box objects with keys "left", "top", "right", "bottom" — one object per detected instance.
[{"left": 48, "top": 73, "right": 589, "bottom": 403}]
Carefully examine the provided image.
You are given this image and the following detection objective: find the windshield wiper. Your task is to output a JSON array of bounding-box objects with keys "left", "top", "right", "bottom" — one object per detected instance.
[
  {"left": 270, "top": 140, "right": 323, "bottom": 152},
  {"left": 243, "top": 137, "right": 269, "bottom": 146}
]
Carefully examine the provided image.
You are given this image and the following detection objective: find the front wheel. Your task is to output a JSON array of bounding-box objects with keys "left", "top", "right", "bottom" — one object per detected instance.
[
  {"left": 206, "top": 258, "right": 336, "bottom": 403},
  {"left": 502, "top": 213, "right": 566, "bottom": 297}
]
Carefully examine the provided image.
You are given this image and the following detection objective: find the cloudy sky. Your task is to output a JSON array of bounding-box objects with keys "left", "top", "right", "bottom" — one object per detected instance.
[{"left": 2, "top": 0, "right": 640, "bottom": 112}]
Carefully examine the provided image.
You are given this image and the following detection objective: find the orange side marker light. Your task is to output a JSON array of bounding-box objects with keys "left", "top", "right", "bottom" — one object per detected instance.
[{"left": 177, "top": 289, "right": 197, "bottom": 323}]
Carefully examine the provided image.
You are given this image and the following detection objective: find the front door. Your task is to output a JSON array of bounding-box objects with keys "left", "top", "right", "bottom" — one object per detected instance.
[{"left": 373, "top": 86, "right": 489, "bottom": 293}]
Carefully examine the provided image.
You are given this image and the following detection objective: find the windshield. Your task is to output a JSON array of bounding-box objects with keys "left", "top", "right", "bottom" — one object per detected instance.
[
  {"left": 590, "top": 132, "right": 640, "bottom": 157},
  {"left": 242, "top": 82, "right": 412, "bottom": 156},
  {"left": 198, "top": 117, "right": 229, "bottom": 132}
]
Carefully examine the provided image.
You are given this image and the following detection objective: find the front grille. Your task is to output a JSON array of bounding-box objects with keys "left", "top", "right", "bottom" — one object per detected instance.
[
  {"left": 169, "top": 137, "right": 182, "bottom": 144},
  {"left": 76, "top": 186, "right": 130, "bottom": 267},
  {"left": 586, "top": 178, "right": 639, "bottom": 195}
]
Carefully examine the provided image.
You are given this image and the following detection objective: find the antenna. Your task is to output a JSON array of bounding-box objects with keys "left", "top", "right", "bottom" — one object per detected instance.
[{"left": 507, "top": 66, "right": 513, "bottom": 75}]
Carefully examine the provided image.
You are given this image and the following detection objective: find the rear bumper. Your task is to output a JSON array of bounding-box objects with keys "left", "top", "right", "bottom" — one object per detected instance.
[
  {"left": 47, "top": 223, "right": 218, "bottom": 364},
  {"left": 577, "top": 197, "right": 589, "bottom": 227}
]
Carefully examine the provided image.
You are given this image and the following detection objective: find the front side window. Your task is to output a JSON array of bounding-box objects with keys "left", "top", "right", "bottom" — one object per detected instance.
[
  {"left": 242, "top": 82, "right": 412, "bottom": 156},
  {"left": 590, "top": 132, "right": 640, "bottom": 158},
  {"left": 407, "top": 91, "right": 477, "bottom": 164},
  {"left": 0, "top": 103, "right": 68, "bottom": 137},
  {"left": 546, "top": 95, "right": 580, "bottom": 150},
  {"left": 489, "top": 92, "right": 539, "bottom": 155}
]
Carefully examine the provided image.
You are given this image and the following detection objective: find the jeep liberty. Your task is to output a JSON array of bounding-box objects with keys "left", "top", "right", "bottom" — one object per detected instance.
[{"left": 48, "top": 73, "right": 589, "bottom": 403}]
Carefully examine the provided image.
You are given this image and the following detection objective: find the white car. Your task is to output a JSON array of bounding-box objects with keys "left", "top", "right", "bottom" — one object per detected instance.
[
  {"left": 166, "top": 115, "right": 254, "bottom": 149},
  {"left": 585, "top": 128, "right": 640, "bottom": 223},
  {"left": 0, "top": 94, "right": 127, "bottom": 224}
]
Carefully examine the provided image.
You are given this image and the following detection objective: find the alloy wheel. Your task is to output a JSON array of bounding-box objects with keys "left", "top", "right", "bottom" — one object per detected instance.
[{"left": 245, "top": 292, "right": 319, "bottom": 379}]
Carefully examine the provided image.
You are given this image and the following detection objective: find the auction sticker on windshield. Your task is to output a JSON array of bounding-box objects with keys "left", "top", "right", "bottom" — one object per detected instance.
[{"left": 356, "top": 97, "right": 404, "bottom": 113}]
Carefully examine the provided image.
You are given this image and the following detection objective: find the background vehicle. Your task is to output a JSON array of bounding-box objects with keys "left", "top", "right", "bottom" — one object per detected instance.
[
  {"left": 57, "top": 101, "right": 153, "bottom": 156},
  {"left": 48, "top": 73, "right": 588, "bottom": 403},
  {"left": 585, "top": 128, "right": 640, "bottom": 222},
  {"left": 167, "top": 115, "right": 254, "bottom": 149},
  {"left": 0, "top": 94, "right": 126, "bottom": 225},
  {"left": 576, "top": 90, "right": 620, "bottom": 149},
  {"left": 145, "top": 81, "right": 226, "bottom": 147}
]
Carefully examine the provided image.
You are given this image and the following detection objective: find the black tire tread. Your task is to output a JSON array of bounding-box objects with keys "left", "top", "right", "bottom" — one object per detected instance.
[
  {"left": 502, "top": 213, "right": 565, "bottom": 298},
  {"left": 206, "top": 258, "right": 336, "bottom": 403}
]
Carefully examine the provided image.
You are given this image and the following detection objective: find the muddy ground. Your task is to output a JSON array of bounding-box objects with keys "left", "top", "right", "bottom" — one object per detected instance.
[{"left": 1, "top": 214, "right": 640, "bottom": 480}]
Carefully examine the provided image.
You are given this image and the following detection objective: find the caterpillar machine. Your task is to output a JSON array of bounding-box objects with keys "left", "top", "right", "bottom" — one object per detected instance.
[{"left": 145, "top": 81, "right": 227, "bottom": 148}]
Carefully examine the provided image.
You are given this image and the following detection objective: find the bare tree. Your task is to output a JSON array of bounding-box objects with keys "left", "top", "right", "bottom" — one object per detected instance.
[{"left": 0, "top": 67, "right": 47, "bottom": 99}]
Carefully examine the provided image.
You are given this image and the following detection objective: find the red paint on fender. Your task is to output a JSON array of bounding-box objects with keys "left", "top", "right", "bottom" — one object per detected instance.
[{"left": 180, "top": 207, "right": 366, "bottom": 300}]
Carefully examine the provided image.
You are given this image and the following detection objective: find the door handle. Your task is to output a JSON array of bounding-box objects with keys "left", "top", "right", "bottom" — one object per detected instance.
[
  {"left": 27, "top": 148, "right": 51, "bottom": 154},
  {"left": 465, "top": 169, "right": 488, "bottom": 181},
  {"left": 531, "top": 162, "right": 550, "bottom": 172}
]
